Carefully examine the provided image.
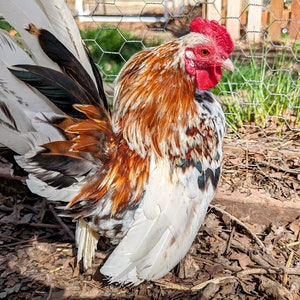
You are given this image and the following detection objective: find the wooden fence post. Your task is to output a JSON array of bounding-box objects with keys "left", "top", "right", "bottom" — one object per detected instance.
[
  {"left": 289, "top": 0, "right": 300, "bottom": 40},
  {"left": 226, "top": 0, "right": 242, "bottom": 40},
  {"left": 206, "top": 0, "right": 222, "bottom": 21},
  {"left": 268, "top": 0, "right": 284, "bottom": 42},
  {"left": 247, "top": 0, "right": 263, "bottom": 43}
]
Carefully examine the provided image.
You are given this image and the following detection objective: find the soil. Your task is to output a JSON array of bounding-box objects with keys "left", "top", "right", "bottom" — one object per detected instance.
[{"left": 0, "top": 125, "right": 299, "bottom": 300}]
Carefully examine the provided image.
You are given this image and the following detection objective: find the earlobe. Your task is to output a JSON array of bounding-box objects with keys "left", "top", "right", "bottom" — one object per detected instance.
[
  {"left": 184, "top": 56, "right": 196, "bottom": 76},
  {"left": 185, "top": 49, "right": 195, "bottom": 60}
]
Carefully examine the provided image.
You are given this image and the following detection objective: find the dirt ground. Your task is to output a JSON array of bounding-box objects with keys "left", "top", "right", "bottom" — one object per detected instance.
[{"left": 0, "top": 124, "right": 299, "bottom": 300}]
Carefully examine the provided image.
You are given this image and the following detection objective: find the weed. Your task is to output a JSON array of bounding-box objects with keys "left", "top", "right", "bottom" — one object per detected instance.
[
  {"left": 2, "top": 19, "right": 298, "bottom": 132},
  {"left": 214, "top": 49, "right": 300, "bottom": 131}
]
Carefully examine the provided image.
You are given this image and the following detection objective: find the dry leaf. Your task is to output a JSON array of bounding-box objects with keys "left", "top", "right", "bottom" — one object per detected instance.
[{"left": 230, "top": 253, "right": 252, "bottom": 269}]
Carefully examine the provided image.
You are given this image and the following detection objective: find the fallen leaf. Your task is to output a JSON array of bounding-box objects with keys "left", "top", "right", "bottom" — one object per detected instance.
[
  {"left": 230, "top": 253, "right": 252, "bottom": 269},
  {"left": 288, "top": 217, "right": 300, "bottom": 237}
]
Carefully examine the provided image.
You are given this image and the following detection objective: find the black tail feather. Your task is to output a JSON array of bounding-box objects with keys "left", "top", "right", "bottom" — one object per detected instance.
[
  {"left": 26, "top": 24, "right": 109, "bottom": 111},
  {"left": 9, "top": 64, "right": 94, "bottom": 118},
  {"left": 86, "top": 49, "right": 110, "bottom": 111}
]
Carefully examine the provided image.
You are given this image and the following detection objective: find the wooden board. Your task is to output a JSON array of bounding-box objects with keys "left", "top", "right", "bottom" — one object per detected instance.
[
  {"left": 289, "top": 0, "right": 300, "bottom": 39},
  {"left": 226, "top": 0, "right": 242, "bottom": 40},
  {"left": 247, "top": 0, "right": 263, "bottom": 42},
  {"left": 268, "top": 0, "right": 284, "bottom": 42},
  {"left": 206, "top": 0, "right": 222, "bottom": 21}
]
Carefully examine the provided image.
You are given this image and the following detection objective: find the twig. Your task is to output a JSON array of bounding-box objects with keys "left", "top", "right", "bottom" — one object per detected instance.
[
  {"left": 46, "top": 273, "right": 53, "bottom": 300},
  {"left": 220, "top": 231, "right": 281, "bottom": 271},
  {"left": 156, "top": 264, "right": 300, "bottom": 292},
  {"left": 0, "top": 236, "right": 38, "bottom": 248},
  {"left": 191, "top": 275, "right": 235, "bottom": 290},
  {"left": 219, "top": 231, "right": 249, "bottom": 253},
  {"left": 257, "top": 161, "right": 299, "bottom": 175},
  {"left": 225, "top": 225, "right": 235, "bottom": 255},
  {"left": 0, "top": 220, "right": 65, "bottom": 229},
  {"left": 249, "top": 250, "right": 272, "bottom": 268},
  {"left": 155, "top": 275, "right": 235, "bottom": 291},
  {"left": 48, "top": 204, "right": 75, "bottom": 240},
  {"left": 237, "top": 267, "right": 268, "bottom": 277},
  {"left": 238, "top": 266, "right": 300, "bottom": 277},
  {"left": 210, "top": 204, "right": 266, "bottom": 249},
  {"left": 283, "top": 251, "right": 294, "bottom": 284},
  {"left": 258, "top": 276, "right": 294, "bottom": 299},
  {"left": 0, "top": 234, "right": 28, "bottom": 242},
  {"left": 0, "top": 205, "right": 13, "bottom": 212},
  {"left": 0, "top": 233, "right": 72, "bottom": 248},
  {"left": 154, "top": 279, "right": 190, "bottom": 290},
  {"left": 38, "top": 197, "right": 48, "bottom": 222}
]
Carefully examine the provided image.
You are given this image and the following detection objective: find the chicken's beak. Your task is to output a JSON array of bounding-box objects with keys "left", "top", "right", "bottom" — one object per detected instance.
[{"left": 222, "top": 58, "right": 234, "bottom": 72}]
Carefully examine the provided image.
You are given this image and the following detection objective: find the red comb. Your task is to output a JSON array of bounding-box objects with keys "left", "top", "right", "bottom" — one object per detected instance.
[{"left": 190, "top": 18, "right": 234, "bottom": 55}]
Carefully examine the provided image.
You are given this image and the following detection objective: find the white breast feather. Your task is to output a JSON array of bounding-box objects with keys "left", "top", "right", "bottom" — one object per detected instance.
[{"left": 100, "top": 154, "right": 219, "bottom": 285}]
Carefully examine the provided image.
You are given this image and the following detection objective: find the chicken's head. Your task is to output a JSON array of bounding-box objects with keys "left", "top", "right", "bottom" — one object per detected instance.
[{"left": 184, "top": 18, "right": 234, "bottom": 90}]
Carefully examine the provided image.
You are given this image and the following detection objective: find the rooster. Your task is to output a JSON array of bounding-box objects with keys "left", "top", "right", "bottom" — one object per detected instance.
[{"left": 0, "top": 0, "right": 234, "bottom": 285}]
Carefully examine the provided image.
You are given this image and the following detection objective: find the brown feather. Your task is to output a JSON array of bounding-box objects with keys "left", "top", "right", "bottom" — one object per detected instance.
[
  {"left": 114, "top": 40, "right": 198, "bottom": 158},
  {"left": 68, "top": 138, "right": 150, "bottom": 215},
  {"left": 43, "top": 103, "right": 151, "bottom": 216}
]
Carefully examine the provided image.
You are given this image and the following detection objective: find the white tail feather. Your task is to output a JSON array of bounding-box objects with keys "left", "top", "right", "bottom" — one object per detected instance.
[
  {"left": 0, "top": 128, "right": 32, "bottom": 154},
  {"left": 0, "top": 29, "right": 63, "bottom": 155},
  {"left": 19, "top": 172, "right": 80, "bottom": 203},
  {"left": 0, "top": 0, "right": 95, "bottom": 82},
  {"left": 0, "top": 0, "right": 103, "bottom": 274},
  {"left": 1, "top": 1, "right": 60, "bottom": 71},
  {"left": 76, "top": 219, "right": 100, "bottom": 270}
]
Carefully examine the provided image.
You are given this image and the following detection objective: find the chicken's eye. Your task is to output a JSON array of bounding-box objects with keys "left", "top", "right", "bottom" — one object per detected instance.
[{"left": 199, "top": 49, "right": 210, "bottom": 56}]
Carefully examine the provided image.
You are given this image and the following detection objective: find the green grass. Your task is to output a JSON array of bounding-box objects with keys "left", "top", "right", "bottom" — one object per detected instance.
[
  {"left": 2, "top": 19, "right": 298, "bottom": 132},
  {"left": 80, "top": 27, "right": 161, "bottom": 82},
  {"left": 81, "top": 27, "right": 299, "bottom": 132},
  {"left": 213, "top": 51, "right": 300, "bottom": 132}
]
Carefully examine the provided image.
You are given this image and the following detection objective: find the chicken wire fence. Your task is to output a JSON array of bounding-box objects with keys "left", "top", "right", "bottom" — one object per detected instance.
[{"left": 66, "top": 0, "right": 300, "bottom": 136}]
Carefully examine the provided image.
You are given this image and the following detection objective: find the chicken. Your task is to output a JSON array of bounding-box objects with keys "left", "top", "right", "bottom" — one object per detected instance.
[{"left": 0, "top": 0, "right": 234, "bottom": 285}]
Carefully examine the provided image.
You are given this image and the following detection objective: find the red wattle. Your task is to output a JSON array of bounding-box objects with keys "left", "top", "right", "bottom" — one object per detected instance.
[{"left": 195, "top": 67, "right": 222, "bottom": 90}]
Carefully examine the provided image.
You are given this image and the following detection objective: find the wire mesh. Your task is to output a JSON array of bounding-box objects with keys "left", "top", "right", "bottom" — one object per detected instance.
[
  {"left": 67, "top": 0, "right": 300, "bottom": 133},
  {"left": 66, "top": 0, "right": 300, "bottom": 203}
]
